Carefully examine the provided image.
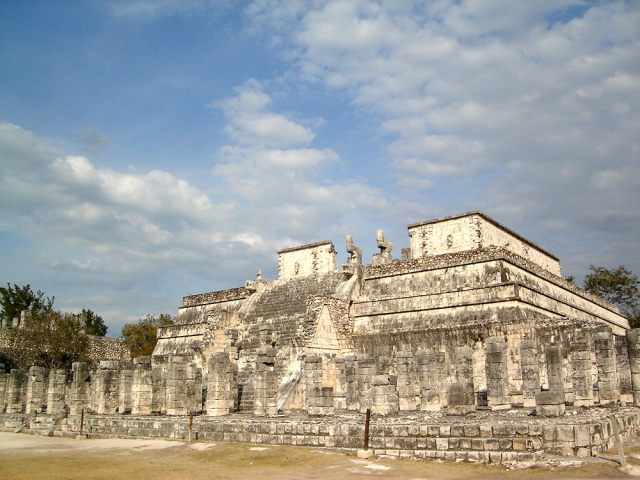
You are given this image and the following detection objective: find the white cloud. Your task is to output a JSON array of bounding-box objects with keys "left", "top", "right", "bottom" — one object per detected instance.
[
  {"left": 244, "top": 0, "right": 640, "bottom": 278},
  {"left": 216, "top": 80, "right": 316, "bottom": 147},
  {"left": 211, "top": 81, "right": 389, "bottom": 237},
  {"left": 0, "top": 82, "right": 395, "bottom": 331}
]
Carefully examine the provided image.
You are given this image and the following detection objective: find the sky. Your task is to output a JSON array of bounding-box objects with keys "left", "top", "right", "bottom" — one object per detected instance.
[{"left": 0, "top": 0, "right": 638, "bottom": 336}]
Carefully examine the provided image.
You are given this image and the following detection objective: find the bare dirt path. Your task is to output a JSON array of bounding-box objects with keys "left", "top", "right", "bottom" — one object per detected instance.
[{"left": 0, "top": 432, "right": 635, "bottom": 479}]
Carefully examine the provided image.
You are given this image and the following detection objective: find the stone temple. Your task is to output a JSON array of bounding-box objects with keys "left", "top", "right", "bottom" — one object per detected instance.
[
  {"left": 157, "top": 210, "right": 631, "bottom": 416},
  {"left": 2, "top": 211, "right": 640, "bottom": 462}
]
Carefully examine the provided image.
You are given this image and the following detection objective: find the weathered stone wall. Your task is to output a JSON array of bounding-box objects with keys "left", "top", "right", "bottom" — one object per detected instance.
[
  {"left": 87, "top": 336, "right": 130, "bottom": 368},
  {"left": 407, "top": 212, "right": 561, "bottom": 276},
  {"left": 2, "top": 409, "right": 639, "bottom": 463},
  {"left": 359, "top": 251, "right": 627, "bottom": 334},
  {"left": 277, "top": 241, "right": 336, "bottom": 279},
  {"left": 182, "top": 287, "right": 251, "bottom": 308}
]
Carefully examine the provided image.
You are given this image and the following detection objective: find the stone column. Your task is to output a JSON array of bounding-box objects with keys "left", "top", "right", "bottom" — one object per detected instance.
[
  {"left": 615, "top": 335, "right": 633, "bottom": 404},
  {"left": 132, "top": 356, "right": 153, "bottom": 414},
  {"left": 304, "top": 355, "right": 322, "bottom": 414},
  {"left": 207, "top": 352, "right": 235, "bottom": 416},
  {"left": 570, "top": 331, "right": 594, "bottom": 407},
  {"left": 535, "top": 345, "right": 566, "bottom": 416},
  {"left": 520, "top": 340, "right": 540, "bottom": 408},
  {"left": 46, "top": 369, "right": 67, "bottom": 415},
  {"left": 356, "top": 354, "right": 375, "bottom": 412},
  {"left": 371, "top": 374, "right": 398, "bottom": 415},
  {"left": 626, "top": 329, "right": 640, "bottom": 407},
  {"left": 333, "top": 357, "right": 348, "bottom": 411},
  {"left": 593, "top": 327, "right": 619, "bottom": 405},
  {"left": 344, "top": 355, "right": 359, "bottom": 411},
  {"left": 6, "top": 369, "right": 27, "bottom": 413},
  {"left": 0, "top": 372, "right": 8, "bottom": 413},
  {"left": 187, "top": 364, "right": 203, "bottom": 415},
  {"left": 396, "top": 351, "right": 417, "bottom": 411},
  {"left": 69, "top": 362, "right": 90, "bottom": 415},
  {"left": 254, "top": 348, "right": 277, "bottom": 415},
  {"left": 118, "top": 369, "right": 133, "bottom": 414},
  {"left": 447, "top": 346, "right": 475, "bottom": 414},
  {"left": 417, "top": 349, "right": 445, "bottom": 411},
  {"left": 150, "top": 358, "right": 166, "bottom": 414},
  {"left": 485, "top": 337, "right": 510, "bottom": 410},
  {"left": 95, "top": 361, "right": 119, "bottom": 414},
  {"left": 545, "top": 345, "right": 565, "bottom": 394},
  {"left": 165, "top": 356, "right": 188, "bottom": 415},
  {"left": 26, "top": 366, "right": 47, "bottom": 414}
]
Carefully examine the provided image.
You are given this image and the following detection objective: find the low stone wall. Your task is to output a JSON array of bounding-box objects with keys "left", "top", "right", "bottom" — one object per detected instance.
[{"left": 2, "top": 408, "right": 638, "bottom": 464}]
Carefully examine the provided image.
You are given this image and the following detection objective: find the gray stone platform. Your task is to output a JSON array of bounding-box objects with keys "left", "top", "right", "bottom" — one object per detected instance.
[{"left": 1, "top": 407, "right": 638, "bottom": 465}]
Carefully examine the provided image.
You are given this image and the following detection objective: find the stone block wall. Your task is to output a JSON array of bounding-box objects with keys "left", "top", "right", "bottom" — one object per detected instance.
[
  {"left": 26, "top": 366, "right": 47, "bottom": 414},
  {"left": 277, "top": 241, "right": 336, "bottom": 279},
  {"left": 132, "top": 356, "right": 152, "bottom": 414},
  {"left": 3, "top": 409, "right": 637, "bottom": 464},
  {"left": 407, "top": 212, "right": 561, "bottom": 276},
  {"left": 87, "top": 336, "right": 131, "bottom": 369}
]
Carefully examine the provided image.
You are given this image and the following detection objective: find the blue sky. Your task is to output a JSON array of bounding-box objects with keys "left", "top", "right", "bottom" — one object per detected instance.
[{"left": 1, "top": 0, "right": 638, "bottom": 335}]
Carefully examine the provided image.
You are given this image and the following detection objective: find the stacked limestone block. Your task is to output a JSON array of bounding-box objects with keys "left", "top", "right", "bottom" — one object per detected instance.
[
  {"left": 305, "top": 355, "right": 332, "bottom": 415},
  {"left": 447, "top": 347, "right": 475, "bottom": 415},
  {"left": 6, "top": 369, "right": 26, "bottom": 413},
  {"left": 69, "top": 362, "right": 90, "bottom": 415},
  {"left": 628, "top": 329, "right": 640, "bottom": 406},
  {"left": 371, "top": 375, "right": 398, "bottom": 415},
  {"left": 254, "top": 348, "right": 277, "bottom": 415},
  {"left": 26, "top": 366, "right": 47, "bottom": 414},
  {"left": 333, "top": 357, "right": 348, "bottom": 411},
  {"left": 569, "top": 331, "right": 594, "bottom": 407},
  {"left": 520, "top": 340, "right": 539, "bottom": 408},
  {"left": 0, "top": 372, "right": 8, "bottom": 413},
  {"left": 615, "top": 335, "right": 633, "bottom": 404},
  {"left": 593, "top": 327, "right": 619, "bottom": 405},
  {"left": 485, "top": 338, "right": 511, "bottom": 410},
  {"left": 150, "top": 358, "right": 166, "bottom": 414},
  {"left": 207, "top": 352, "right": 236, "bottom": 416},
  {"left": 132, "top": 356, "right": 152, "bottom": 414},
  {"left": 356, "top": 354, "right": 375, "bottom": 413},
  {"left": 118, "top": 369, "right": 133, "bottom": 414},
  {"left": 343, "top": 356, "right": 359, "bottom": 411},
  {"left": 396, "top": 351, "right": 417, "bottom": 411},
  {"left": 165, "top": 356, "right": 188, "bottom": 415},
  {"left": 46, "top": 369, "right": 67, "bottom": 415},
  {"left": 535, "top": 346, "right": 566, "bottom": 416},
  {"left": 186, "top": 363, "right": 203, "bottom": 415},
  {"left": 417, "top": 349, "right": 445, "bottom": 411},
  {"left": 94, "top": 361, "right": 119, "bottom": 414}
]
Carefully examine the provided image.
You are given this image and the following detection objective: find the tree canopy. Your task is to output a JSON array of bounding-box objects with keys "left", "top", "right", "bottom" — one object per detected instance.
[
  {"left": 583, "top": 265, "right": 640, "bottom": 328},
  {"left": 121, "top": 313, "right": 175, "bottom": 358},
  {"left": 5, "top": 309, "right": 88, "bottom": 370},
  {"left": 0, "top": 283, "right": 54, "bottom": 320},
  {"left": 0, "top": 284, "right": 111, "bottom": 369},
  {"left": 81, "top": 308, "right": 108, "bottom": 336}
]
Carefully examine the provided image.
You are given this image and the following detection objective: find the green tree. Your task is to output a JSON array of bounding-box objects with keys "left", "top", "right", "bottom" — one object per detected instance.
[
  {"left": 7, "top": 309, "right": 87, "bottom": 370},
  {"left": 121, "top": 313, "right": 175, "bottom": 358},
  {"left": 583, "top": 265, "right": 640, "bottom": 328},
  {"left": 81, "top": 308, "right": 108, "bottom": 336},
  {"left": 0, "top": 283, "right": 54, "bottom": 321}
]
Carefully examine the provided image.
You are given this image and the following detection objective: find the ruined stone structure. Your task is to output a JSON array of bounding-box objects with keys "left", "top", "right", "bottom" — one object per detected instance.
[
  {"left": 148, "top": 211, "right": 630, "bottom": 419},
  {"left": 1, "top": 211, "right": 638, "bottom": 462}
]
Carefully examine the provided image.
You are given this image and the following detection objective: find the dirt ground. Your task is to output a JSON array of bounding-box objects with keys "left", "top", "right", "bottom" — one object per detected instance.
[{"left": 1, "top": 432, "right": 639, "bottom": 479}]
